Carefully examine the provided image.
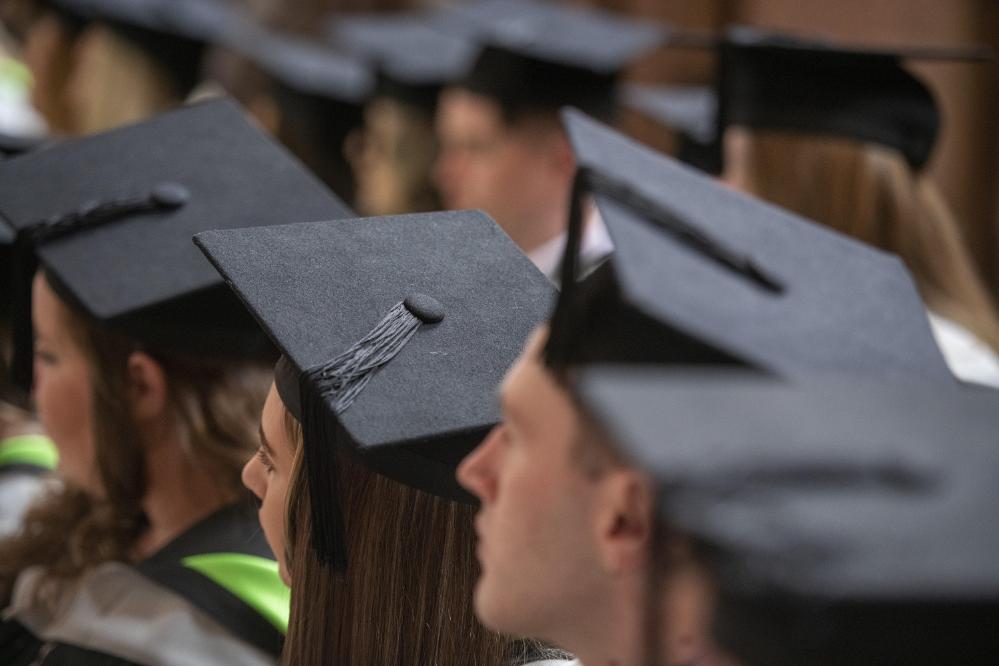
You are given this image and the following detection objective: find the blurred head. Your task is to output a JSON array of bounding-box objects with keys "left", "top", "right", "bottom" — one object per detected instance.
[
  {"left": 345, "top": 96, "right": 440, "bottom": 216},
  {"left": 434, "top": 88, "right": 575, "bottom": 254},
  {"left": 457, "top": 328, "right": 650, "bottom": 640},
  {"left": 31, "top": 270, "right": 96, "bottom": 491},
  {"left": 458, "top": 327, "right": 719, "bottom": 663},
  {"left": 265, "top": 384, "right": 507, "bottom": 664},
  {"left": 1, "top": 270, "right": 269, "bottom": 605},
  {"left": 722, "top": 126, "right": 999, "bottom": 353},
  {"left": 19, "top": 7, "right": 81, "bottom": 133},
  {"left": 66, "top": 23, "right": 182, "bottom": 135}
]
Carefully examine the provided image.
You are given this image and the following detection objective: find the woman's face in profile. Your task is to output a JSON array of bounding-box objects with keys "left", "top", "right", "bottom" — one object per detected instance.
[
  {"left": 31, "top": 271, "right": 98, "bottom": 493},
  {"left": 243, "top": 382, "right": 296, "bottom": 585}
]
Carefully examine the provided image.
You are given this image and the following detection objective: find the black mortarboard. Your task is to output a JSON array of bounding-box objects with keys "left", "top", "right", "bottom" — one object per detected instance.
[
  {"left": 713, "top": 26, "right": 991, "bottom": 172},
  {"left": 0, "top": 98, "right": 352, "bottom": 394},
  {"left": 622, "top": 83, "right": 720, "bottom": 173},
  {"left": 49, "top": 0, "right": 241, "bottom": 95},
  {"left": 195, "top": 210, "right": 556, "bottom": 569},
  {"left": 576, "top": 367, "right": 999, "bottom": 665},
  {"left": 328, "top": 11, "right": 477, "bottom": 110},
  {"left": 224, "top": 22, "right": 373, "bottom": 107},
  {"left": 545, "top": 108, "right": 954, "bottom": 382},
  {"left": 220, "top": 23, "right": 373, "bottom": 204},
  {"left": 439, "top": 0, "right": 665, "bottom": 120}
]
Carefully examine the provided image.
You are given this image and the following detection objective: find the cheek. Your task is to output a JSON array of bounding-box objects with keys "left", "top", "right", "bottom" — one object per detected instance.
[
  {"left": 259, "top": 473, "right": 290, "bottom": 580},
  {"left": 35, "top": 360, "right": 95, "bottom": 482}
]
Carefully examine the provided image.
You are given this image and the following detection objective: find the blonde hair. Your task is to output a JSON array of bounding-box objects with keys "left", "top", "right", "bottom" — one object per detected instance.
[
  {"left": 68, "top": 23, "right": 181, "bottom": 135},
  {"left": 725, "top": 128, "right": 999, "bottom": 353}
]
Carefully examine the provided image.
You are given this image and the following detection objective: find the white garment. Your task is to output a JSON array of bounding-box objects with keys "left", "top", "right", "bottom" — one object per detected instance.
[
  {"left": 927, "top": 312, "right": 999, "bottom": 389},
  {"left": 527, "top": 208, "right": 614, "bottom": 283},
  {"left": 0, "top": 473, "right": 50, "bottom": 537},
  {"left": 521, "top": 661, "right": 579, "bottom": 666},
  {"left": 7, "top": 562, "right": 275, "bottom": 666}
]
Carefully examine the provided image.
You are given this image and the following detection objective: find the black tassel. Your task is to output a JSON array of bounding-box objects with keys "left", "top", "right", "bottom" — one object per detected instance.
[
  {"left": 545, "top": 168, "right": 590, "bottom": 370},
  {"left": 300, "top": 368, "right": 349, "bottom": 571},
  {"left": 300, "top": 296, "right": 443, "bottom": 570}
]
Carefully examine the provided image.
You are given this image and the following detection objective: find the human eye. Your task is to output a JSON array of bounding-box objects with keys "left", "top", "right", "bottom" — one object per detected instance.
[
  {"left": 256, "top": 447, "right": 276, "bottom": 474},
  {"left": 33, "top": 346, "right": 59, "bottom": 366}
]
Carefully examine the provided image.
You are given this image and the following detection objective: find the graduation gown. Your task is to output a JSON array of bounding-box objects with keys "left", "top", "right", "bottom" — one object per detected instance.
[{"left": 0, "top": 503, "right": 288, "bottom": 666}]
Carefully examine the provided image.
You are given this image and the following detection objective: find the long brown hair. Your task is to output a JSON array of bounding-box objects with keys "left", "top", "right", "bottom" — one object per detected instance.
[
  {"left": 0, "top": 280, "right": 270, "bottom": 608},
  {"left": 279, "top": 410, "right": 510, "bottom": 665},
  {"left": 725, "top": 127, "right": 999, "bottom": 353}
]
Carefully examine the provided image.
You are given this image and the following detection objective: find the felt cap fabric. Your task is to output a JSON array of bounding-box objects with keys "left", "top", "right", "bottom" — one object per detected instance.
[
  {"left": 545, "top": 108, "right": 954, "bottom": 383},
  {"left": 328, "top": 11, "right": 477, "bottom": 109},
  {"left": 576, "top": 367, "right": 999, "bottom": 665},
  {"left": 0, "top": 98, "right": 352, "bottom": 390},
  {"left": 440, "top": 0, "right": 666, "bottom": 119},
  {"left": 195, "top": 209, "right": 556, "bottom": 567},
  {"left": 621, "top": 82, "right": 720, "bottom": 173},
  {"left": 714, "top": 26, "right": 990, "bottom": 171},
  {"left": 224, "top": 22, "right": 374, "bottom": 104}
]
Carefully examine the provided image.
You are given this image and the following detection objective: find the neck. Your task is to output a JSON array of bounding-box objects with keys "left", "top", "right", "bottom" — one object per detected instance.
[
  {"left": 515, "top": 207, "right": 569, "bottom": 256},
  {"left": 133, "top": 427, "right": 232, "bottom": 560},
  {"left": 551, "top": 577, "right": 646, "bottom": 666}
]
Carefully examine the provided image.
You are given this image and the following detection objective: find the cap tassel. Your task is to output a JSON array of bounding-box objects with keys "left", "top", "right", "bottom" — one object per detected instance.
[
  {"left": 545, "top": 168, "right": 590, "bottom": 368},
  {"left": 301, "top": 295, "right": 445, "bottom": 569}
]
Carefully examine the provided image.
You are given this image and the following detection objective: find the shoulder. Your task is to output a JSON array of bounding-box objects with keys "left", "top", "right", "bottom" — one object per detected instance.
[{"left": 8, "top": 560, "right": 278, "bottom": 666}]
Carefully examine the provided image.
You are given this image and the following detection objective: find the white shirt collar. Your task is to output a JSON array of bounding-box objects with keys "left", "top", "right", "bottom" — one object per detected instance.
[{"left": 526, "top": 207, "right": 614, "bottom": 282}]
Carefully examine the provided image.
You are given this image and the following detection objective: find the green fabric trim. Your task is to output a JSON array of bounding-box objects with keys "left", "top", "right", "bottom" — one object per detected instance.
[
  {"left": 0, "top": 434, "right": 59, "bottom": 470},
  {"left": 181, "top": 553, "right": 290, "bottom": 634}
]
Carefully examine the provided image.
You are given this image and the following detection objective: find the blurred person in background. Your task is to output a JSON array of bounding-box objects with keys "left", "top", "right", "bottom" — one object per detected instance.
[
  {"left": 433, "top": 0, "right": 664, "bottom": 280},
  {"left": 714, "top": 28, "right": 999, "bottom": 387},
  {"left": 2, "top": 0, "right": 236, "bottom": 136},
  {"left": 330, "top": 10, "right": 478, "bottom": 215},
  {"left": 0, "top": 100, "right": 350, "bottom": 666}
]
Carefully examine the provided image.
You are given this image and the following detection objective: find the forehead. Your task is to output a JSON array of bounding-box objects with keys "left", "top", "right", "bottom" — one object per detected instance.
[
  {"left": 438, "top": 88, "right": 505, "bottom": 132},
  {"left": 501, "top": 329, "right": 564, "bottom": 412},
  {"left": 261, "top": 382, "right": 295, "bottom": 457}
]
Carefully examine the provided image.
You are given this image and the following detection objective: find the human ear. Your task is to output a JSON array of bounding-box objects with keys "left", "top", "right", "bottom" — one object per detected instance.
[
  {"left": 126, "top": 351, "right": 169, "bottom": 423},
  {"left": 593, "top": 469, "right": 655, "bottom": 574}
]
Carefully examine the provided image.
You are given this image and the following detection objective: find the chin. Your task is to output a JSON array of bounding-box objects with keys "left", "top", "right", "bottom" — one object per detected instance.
[{"left": 473, "top": 578, "right": 519, "bottom": 636}]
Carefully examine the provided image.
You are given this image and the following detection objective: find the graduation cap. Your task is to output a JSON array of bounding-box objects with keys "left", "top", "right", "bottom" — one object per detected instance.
[
  {"left": 194, "top": 210, "right": 557, "bottom": 569},
  {"left": 438, "top": 0, "right": 665, "bottom": 120},
  {"left": 224, "top": 22, "right": 373, "bottom": 106},
  {"left": 220, "top": 23, "right": 373, "bottom": 204},
  {"left": 0, "top": 98, "right": 352, "bottom": 395},
  {"left": 621, "top": 82, "right": 720, "bottom": 173},
  {"left": 711, "top": 26, "right": 992, "bottom": 172},
  {"left": 544, "top": 108, "right": 954, "bottom": 382},
  {"left": 575, "top": 367, "right": 999, "bottom": 665},
  {"left": 48, "top": 0, "right": 242, "bottom": 95},
  {"left": 327, "top": 11, "right": 478, "bottom": 111}
]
